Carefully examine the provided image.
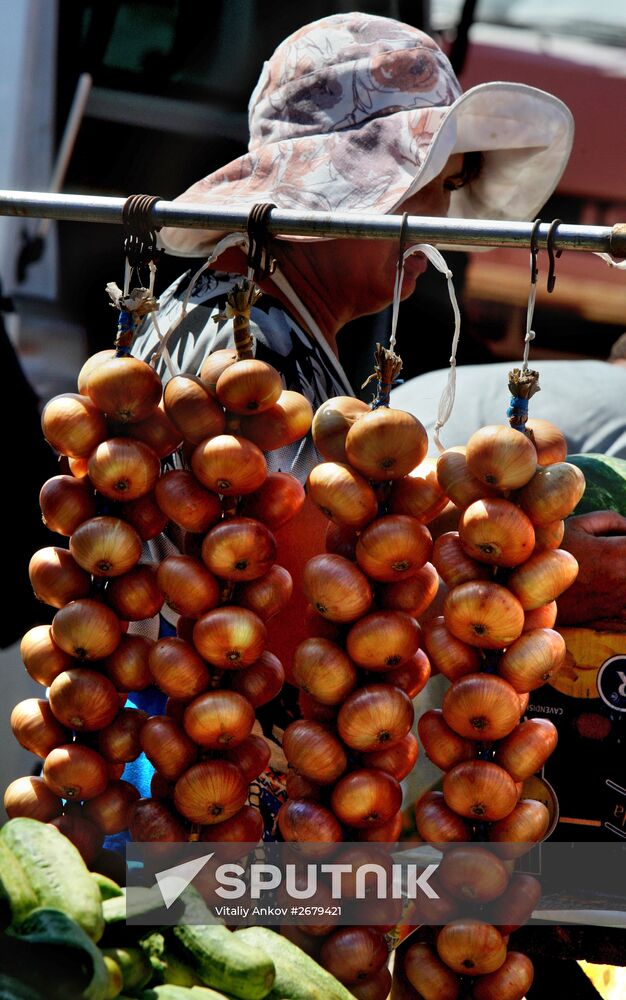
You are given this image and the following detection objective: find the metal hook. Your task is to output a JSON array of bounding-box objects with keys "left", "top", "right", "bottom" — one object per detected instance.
[
  {"left": 397, "top": 211, "right": 410, "bottom": 264},
  {"left": 546, "top": 218, "right": 563, "bottom": 293},
  {"left": 121, "top": 193, "right": 162, "bottom": 269},
  {"left": 529, "top": 217, "right": 542, "bottom": 285},
  {"left": 246, "top": 202, "right": 277, "bottom": 281}
]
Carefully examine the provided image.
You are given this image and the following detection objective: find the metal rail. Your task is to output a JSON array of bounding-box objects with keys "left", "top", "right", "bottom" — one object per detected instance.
[{"left": 1, "top": 189, "right": 625, "bottom": 255}]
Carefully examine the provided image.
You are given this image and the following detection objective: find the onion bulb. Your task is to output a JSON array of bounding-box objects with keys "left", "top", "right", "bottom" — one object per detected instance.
[
  {"left": 156, "top": 554, "right": 220, "bottom": 617},
  {"left": 404, "top": 940, "right": 461, "bottom": 1000},
  {"left": 311, "top": 395, "right": 370, "bottom": 462},
  {"left": 174, "top": 760, "right": 248, "bottom": 825},
  {"left": 39, "top": 475, "right": 97, "bottom": 535},
  {"left": 192, "top": 434, "right": 267, "bottom": 495},
  {"left": 346, "top": 610, "right": 420, "bottom": 670},
  {"left": 418, "top": 710, "right": 475, "bottom": 772},
  {"left": 41, "top": 393, "right": 108, "bottom": 458},
  {"left": 345, "top": 407, "right": 428, "bottom": 482},
  {"left": 237, "top": 390, "right": 314, "bottom": 451},
  {"left": 389, "top": 455, "right": 449, "bottom": 523},
  {"left": 379, "top": 562, "right": 439, "bottom": 619},
  {"left": 85, "top": 355, "right": 162, "bottom": 423},
  {"left": 201, "top": 517, "right": 276, "bottom": 581},
  {"left": 494, "top": 718, "right": 558, "bottom": 781},
  {"left": 163, "top": 373, "right": 226, "bottom": 443},
  {"left": 48, "top": 667, "right": 119, "bottom": 731},
  {"left": 507, "top": 548, "right": 579, "bottom": 610},
  {"left": 303, "top": 554, "right": 372, "bottom": 623},
  {"left": 28, "top": 546, "right": 91, "bottom": 609},
  {"left": 436, "top": 920, "right": 507, "bottom": 976},
  {"left": 355, "top": 514, "right": 432, "bottom": 581},
  {"left": 337, "top": 684, "right": 413, "bottom": 752},
  {"left": 465, "top": 425, "right": 537, "bottom": 490},
  {"left": 43, "top": 743, "right": 109, "bottom": 800},
  {"left": 459, "top": 499, "right": 535, "bottom": 567},
  {"left": 183, "top": 689, "right": 255, "bottom": 749},
  {"left": 422, "top": 617, "right": 481, "bottom": 681},
  {"left": 331, "top": 769, "right": 402, "bottom": 829},
  {"left": 443, "top": 582, "right": 524, "bottom": 649},
  {"left": 283, "top": 719, "right": 347, "bottom": 784},
  {"left": 292, "top": 638, "right": 357, "bottom": 705},
  {"left": 10, "top": 698, "right": 69, "bottom": 758},
  {"left": 306, "top": 462, "right": 378, "bottom": 530},
  {"left": 87, "top": 437, "right": 160, "bottom": 501},
  {"left": 497, "top": 628, "right": 566, "bottom": 692},
  {"left": 442, "top": 673, "right": 521, "bottom": 741},
  {"left": 472, "top": 951, "right": 534, "bottom": 1000},
  {"left": 70, "top": 516, "right": 142, "bottom": 577},
  {"left": 192, "top": 606, "right": 267, "bottom": 669},
  {"left": 516, "top": 462, "right": 586, "bottom": 525},
  {"left": 443, "top": 760, "right": 519, "bottom": 821},
  {"left": 4, "top": 775, "right": 62, "bottom": 821},
  {"left": 239, "top": 472, "right": 305, "bottom": 529}
]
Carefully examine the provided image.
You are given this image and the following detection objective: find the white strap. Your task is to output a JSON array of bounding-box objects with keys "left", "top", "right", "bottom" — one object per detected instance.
[
  {"left": 593, "top": 252, "right": 626, "bottom": 270},
  {"left": 393, "top": 244, "right": 461, "bottom": 453}
]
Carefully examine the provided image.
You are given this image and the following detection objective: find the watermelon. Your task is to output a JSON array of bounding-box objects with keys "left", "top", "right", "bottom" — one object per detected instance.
[{"left": 568, "top": 453, "right": 626, "bottom": 516}]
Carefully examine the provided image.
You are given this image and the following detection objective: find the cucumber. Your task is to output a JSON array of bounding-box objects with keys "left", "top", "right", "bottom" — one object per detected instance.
[
  {"left": 102, "top": 947, "right": 153, "bottom": 992},
  {"left": 142, "top": 988, "right": 234, "bottom": 999},
  {"left": 0, "top": 819, "right": 104, "bottom": 943},
  {"left": 171, "top": 924, "right": 275, "bottom": 999},
  {"left": 235, "top": 927, "right": 354, "bottom": 1000},
  {"left": 92, "top": 872, "right": 125, "bottom": 901}
]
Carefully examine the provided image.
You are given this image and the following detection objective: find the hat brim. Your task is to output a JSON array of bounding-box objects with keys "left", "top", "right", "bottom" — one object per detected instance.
[{"left": 159, "top": 81, "right": 573, "bottom": 258}]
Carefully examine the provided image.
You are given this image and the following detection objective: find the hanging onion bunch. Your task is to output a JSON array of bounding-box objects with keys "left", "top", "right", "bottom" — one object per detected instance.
[
  {"left": 411, "top": 377, "right": 582, "bottom": 997},
  {"left": 10, "top": 277, "right": 318, "bottom": 861}
]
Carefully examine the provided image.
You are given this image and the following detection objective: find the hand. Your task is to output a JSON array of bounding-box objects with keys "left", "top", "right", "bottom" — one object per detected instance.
[{"left": 557, "top": 511, "right": 626, "bottom": 628}]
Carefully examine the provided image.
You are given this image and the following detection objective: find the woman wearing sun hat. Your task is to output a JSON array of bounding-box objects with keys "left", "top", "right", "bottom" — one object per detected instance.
[{"left": 124, "top": 11, "right": 574, "bottom": 822}]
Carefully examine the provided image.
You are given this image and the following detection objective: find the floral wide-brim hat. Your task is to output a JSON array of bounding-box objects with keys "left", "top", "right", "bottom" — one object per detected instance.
[{"left": 159, "top": 12, "right": 574, "bottom": 257}]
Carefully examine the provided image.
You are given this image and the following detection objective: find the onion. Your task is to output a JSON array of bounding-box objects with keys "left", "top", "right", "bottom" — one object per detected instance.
[
  {"left": 163, "top": 373, "right": 226, "bottom": 443},
  {"left": 4, "top": 775, "right": 62, "bottom": 821},
  {"left": 283, "top": 720, "right": 347, "bottom": 784},
  {"left": 302, "top": 554, "right": 372, "bottom": 623},
  {"left": 497, "top": 628, "right": 566, "bottom": 692},
  {"left": 41, "top": 392, "right": 108, "bottom": 458},
  {"left": 216, "top": 358, "right": 282, "bottom": 414},
  {"left": 193, "top": 606, "right": 267, "bottom": 669},
  {"left": 436, "top": 920, "right": 507, "bottom": 977},
  {"left": 128, "top": 797, "right": 187, "bottom": 842},
  {"left": 443, "top": 581, "right": 525, "bottom": 650},
  {"left": 174, "top": 760, "right": 248, "bottom": 825},
  {"left": 156, "top": 555, "right": 220, "bottom": 618},
  {"left": 533, "top": 519, "right": 565, "bottom": 551},
  {"left": 201, "top": 517, "right": 276, "bottom": 581},
  {"left": 422, "top": 617, "right": 482, "bottom": 681},
  {"left": 488, "top": 799, "right": 550, "bottom": 857},
  {"left": 465, "top": 425, "right": 537, "bottom": 490},
  {"left": 70, "top": 516, "right": 142, "bottom": 577},
  {"left": 11, "top": 698, "right": 70, "bottom": 758},
  {"left": 384, "top": 649, "right": 431, "bottom": 698},
  {"left": 199, "top": 805, "right": 264, "bottom": 852},
  {"left": 49, "top": 812, "right": 103, "bottom": 864},
  {"left": 404, "top": 940, "right": 461, "bottom": 1000},
  {"left": 331, "top": 769, "right": 402, "bottom": 829},
  {"left": 494, "top": 718, "right": 558, "bottom": 781},
  {"left": 106, "top": 563, "right": 164, "bottom": 620},
  {"left": 183, "top": 690, "right": 255, "bottom": 748},
  {"left": 523, "top": 601, "right": 557, "bottom": 631},
  {"left": 192, "top": 434, "right": 267, "bottom": 495},
  {"left": 356, "top": 514, "right": 432, "bottom": 581},
  {"left": 199, "top": 348, "right": 238, "bottom": 394},
  {"left": 39, "top": 475, "right": 97, "bottom": 535},
  {"left": 414, "top": 791, "right": 472, "bottom": 845},
  {"left": 442, "top": 674, "right": 521, "bottom": 741},
  {"left": 436, "top": 446, "right": 500, "bottom": 508},
  {"left": 338, "top": 684, "right": 413, "bottom": 752},
  {"left": 239, "top": 473, "right": 305, "bottom": 531},
  {"left": 526, "top": 417, "right": 567, "bottom": 465},
  {"left": 389, "top": 455, "right": 449, "bottom": 523},
  {"left": 119, "top": 491, "right": 169, "bottom": 540},
  {"left": 155, "top": 469, "right": 222, "bottom": 533},
  {"left": 285, "top": 769, "right": 322, "bottom": 801},
  {"left": 277, "top": 799, "right": 342, "bottom": 857},
  {"left": 102, "top": 634, "right": 154, "bottom": 691},
  {"left": 348, "top": 966, "right": 392, "bottom": 1000},
  {"left": 472, "top": 951, "right": 534, "bottom": 1000},
  {"left": 379, "top": 563, "right": 439, "bottom": 619},
  {"left": 356, "top": 811, "right": 403, "bottom": 843},
  {"left": 220, "top": 734, "right": 271, "bottom": 783},
  {"left": 77, "top": 349, "right": 116, "bottom": 392},
  {"left": 239, "top": 391, "right": 314, "bottom": 452},
  {"left": 506, "top": 548, "right": 579, "bottom": 610},
  {"left": 228, "top": 651, "right": 285, "bottom": 708},
  {"left": 148, "top": 636, "right": 211, "bottom": 699},
  {"left": 325, "top": 522, "right": 359, "bottom": 560},
  {"left": 345, "top": 407, "right": 428, "bottom": 482},
  {"left": 114, "top": 404, "right": 183, "bottom": 458},
  {"left": 48, "top": 667, "right": 119, "bottom": 731},
  {"left": 298, "top": 691, "right": 338, "bottom": 724},
  {"left": 140, "top": 715, "right": 198, "bottom": 781},
  {"left": 236, "top": 565, "right": 293, "bottom": 622},
  {"left": 320, "top": 928, "right": 389, "bottom": 985},
  {"left": 43, "top": 743, "right": 109, "bottom": 800},
  {"left": 439, "top": 845, "right": 510, "bottom": 903},
  {"left": 28, "top": 546, "right": 91, "bottom": 608},
  {"left": 486, "top": 872, "right": 542, "bottom": 934},
  {"left": 346, "top": 610, "right": 420, "bottom": 670},
  {"left": 302, "top": 605, "right": 342, "bottom": 642},
  {"left": 459, "top": 499, "right": 535, "bottom": 567},
  {"left": 20, "top": 624, "right": 73, "bottom": 687},
  {"left": 362, "top": 731, "right": 419, "bottom": 781},
  {"left": 311, "top": 395, "right": 370, "bottom": 462},
  {"left": 82, "top": 780, "right": 140, "bottom": 834},
  {"left": 432, "top": 532, "right": 492, "bottom": 589},
  {"left": 292, "top": 637, "right": 356, "bottom": 705},
  {"left": 443, "top": 760, "right": 519, "bottom": 822},
  {"left": 87, "top": 437, "right": 160, "bottom": 501},
  {"left": 517, "top": 462, "right": 586, "bottom": 525},
  {"left": 96, "top": 707, "right": 149, "bottom": 763},
  {"left": 306, "top": 462, "right": 378, "bottom": 530},
  {"left": 418, "top": 710, "right": 475, "bottom": 772},
  {"left": 85, "top": 355, "right": 162, "bottom": 423}
]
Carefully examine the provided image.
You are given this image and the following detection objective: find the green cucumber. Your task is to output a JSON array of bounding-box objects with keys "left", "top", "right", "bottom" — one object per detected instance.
[
  {"left": 102, "top": 947, "right": 153, "bottom": 991},
  {"left": 0, "top": 818, "right": 104, "bottom": 942},
  {"left": 142, "top": 988, "right": 234, "bottom": 999},
  {"left": 92, "top": 872, "right": 125, "bottom": 901},
  {"left": 235, "top": 927, "right": 354, "bottom": 1000},
  {"left": 171, "top": 924, "right": 275, "bottom": 999}
]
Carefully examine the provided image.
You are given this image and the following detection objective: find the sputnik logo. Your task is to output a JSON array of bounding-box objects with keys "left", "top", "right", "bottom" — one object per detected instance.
[{"left": 155, "top": 852, "right": 214, "bottom": 908}]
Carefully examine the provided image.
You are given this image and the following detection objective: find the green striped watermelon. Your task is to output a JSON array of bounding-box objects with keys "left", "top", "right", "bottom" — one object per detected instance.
[{"left": 568, "top": 453, "right": 626, "bottom": 516}]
